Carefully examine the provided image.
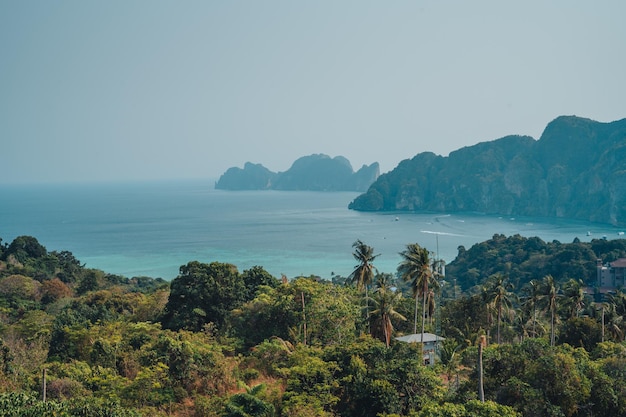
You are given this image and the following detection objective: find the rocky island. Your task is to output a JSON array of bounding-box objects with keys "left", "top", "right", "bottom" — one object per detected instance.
[
  {"left": 349, "top": 115, "right": 626, "bottom": 226},
  {"left": 216, "top": 154, "right": 379, "bottom": 192}
]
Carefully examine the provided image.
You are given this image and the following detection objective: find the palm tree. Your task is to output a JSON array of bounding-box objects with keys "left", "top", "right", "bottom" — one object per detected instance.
[
  {"left": 511, "top": 309, "right": 530, "bottom": 343},
  {"left": 605, "top": 307, "right": 624, "bottom": 342},
  {"left": 540, "top": 275, "right": 560, "bottom": 346},
  {"left": 449, "top": 322, "right": 482, "bottom": 350},
  {"left": 515, "top": 298, "right": 549, "bottom": 343},
  {"left": 592, "top": 301, "right": 622, "bottom": 343},
  {"left": 349, "top": 240, "right": 379, "bottom": 329},
  {"left": 431, "top": 257, "right": 445, "bottom": 281},
  {"left": 439, "top": 338, "right": 462, "bottom": 388},
  {"left": 398, "top": 243, "right": 433, "bottom": 341},
  {"left": 607, "top": 289, "right": 626, "bottom": 317},
  {"left": 605, "top": 291, "right": 626, "bottom": 342},
  {"left": 480, "top": 288, "right": 495, "bottom": 345},
  {"left": 562, "top": 278, "right": 587, "bottom": 318},
  {"left": 369, "top": 273, "right": 406, "bottom": 347},
  {"left": 521, "top": 280, "right": 542, "bottom": 338},
  {"left": 483, "top": 274, "right": 515, "bottom": 344},
  {"left": 428, "top": 257, "right": 444, "bottom": 323},
  {"left": 224, "top": 383, "right": 275, "bottom": 417}
]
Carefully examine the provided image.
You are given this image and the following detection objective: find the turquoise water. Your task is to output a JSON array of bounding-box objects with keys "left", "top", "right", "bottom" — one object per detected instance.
[{"left": 0, "top": 180, "right": 622, "bottom": 280}]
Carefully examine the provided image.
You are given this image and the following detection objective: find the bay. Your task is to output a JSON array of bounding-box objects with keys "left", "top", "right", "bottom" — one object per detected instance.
[{"left": 0, "top": 180, "right": 623, "bottom": 280}]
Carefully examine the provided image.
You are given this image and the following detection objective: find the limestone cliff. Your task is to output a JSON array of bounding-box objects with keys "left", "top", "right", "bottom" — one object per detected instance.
[
  {"left": 349, "top": 116, "right": 626, "bottom": 226},
  {"left": 216, "top": 154, "right": 379, "bottom": 192}
]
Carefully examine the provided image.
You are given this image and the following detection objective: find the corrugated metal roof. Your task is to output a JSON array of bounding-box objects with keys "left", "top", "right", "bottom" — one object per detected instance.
[{"left": 395, "top": 332, "right": 445, "bottom": 343}]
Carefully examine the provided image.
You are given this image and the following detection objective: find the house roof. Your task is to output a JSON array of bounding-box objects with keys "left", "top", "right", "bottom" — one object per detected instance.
[
  {"left": 395, "top": 332, "right": 445, "bottom": 344},
  {"left": 611, "top": 258, "right": 626, "bottom": 268}
]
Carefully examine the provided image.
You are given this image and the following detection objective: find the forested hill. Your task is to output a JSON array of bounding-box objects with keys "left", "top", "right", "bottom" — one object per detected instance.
[
  {"left": 446, "top": 233, "right": 626, "bottom": 292},
  {"left": 349, "top": 115, "right": 626, "bottom": 226},
  {"left": 215, "top": 154, "right": 379, "bottom": 191}
]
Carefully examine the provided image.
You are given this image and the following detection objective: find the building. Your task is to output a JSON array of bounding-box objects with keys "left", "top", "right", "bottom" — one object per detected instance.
[
  {"left": 596, "top": 258, "right": 626, "bottom": 289},
  {"left": 395, "top": 332, "right": 445, "bottom": 365}
]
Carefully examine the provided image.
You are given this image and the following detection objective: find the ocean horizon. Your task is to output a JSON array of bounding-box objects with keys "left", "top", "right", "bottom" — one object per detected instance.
[{"left": 1, "top": 179, "right": 623, "bottom": 280}]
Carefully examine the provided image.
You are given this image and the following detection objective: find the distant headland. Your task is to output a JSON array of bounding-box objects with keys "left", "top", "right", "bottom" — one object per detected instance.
[
  {"left": 215, "top": 154, "right": 380, "bottom": 192},
  {"left": 349, "top": 115, "right": 626, "bottom": 226}
]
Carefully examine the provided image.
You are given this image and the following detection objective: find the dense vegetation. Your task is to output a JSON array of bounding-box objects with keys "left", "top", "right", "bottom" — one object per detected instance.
[
  {"left": 1, "top": 234, "right": 626, "bottom": 416},
  {"left": 448, "top": 233, "right": 626, "bottom": 291},
  {"left": 349, "top": 115, "right": 626, "bottom": 226}
]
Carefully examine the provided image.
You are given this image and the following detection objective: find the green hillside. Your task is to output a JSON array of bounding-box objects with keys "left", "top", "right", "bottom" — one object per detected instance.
[{"left": 2, "top": 234, "right": 626, "bottom": 416}]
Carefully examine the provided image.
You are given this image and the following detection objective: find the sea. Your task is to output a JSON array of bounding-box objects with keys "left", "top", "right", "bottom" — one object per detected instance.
[{"left": 0, "top": 179, "right": 623, "bottom": 281}]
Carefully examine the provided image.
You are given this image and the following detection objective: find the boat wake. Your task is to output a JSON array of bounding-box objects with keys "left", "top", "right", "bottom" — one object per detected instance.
[{"left": 420, "top": 230, "right": 464, "bottom": 237}]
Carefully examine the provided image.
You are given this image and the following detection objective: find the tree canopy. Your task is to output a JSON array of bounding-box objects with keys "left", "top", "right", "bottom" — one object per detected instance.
[{"left": 2, "top": 234, "right": 626, "bottom": 416}]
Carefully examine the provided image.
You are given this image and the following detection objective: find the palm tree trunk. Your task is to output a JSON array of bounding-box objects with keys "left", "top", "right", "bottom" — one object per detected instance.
[
  {"left": 383, "top": 313, "right": 390, "bottom": 348},
  {"left": 421, "top": 293, "right": 427, "bottom": 343},
  {"left": 414, "top": 293, "right": 418, "bottom": 334},
  {"left": 478, "top": 335, "right": 485, "bottom": 403},
  {"left": 301, "top": 292, "right": 307, "bottom": 345},
  {"left": 486, "top": 308, "right": 491, "bottom": 345},
  {"left": 497, "top": 304, "right": 501, "bottom": 344},
  {"left": 365, "top": 285, "right": 370, "bottom": 334},
  {"left": 550, "top": 308, "right": 555, "bottom": 346},
  {"left": 601, "top": 307, "right": 605, "bottom": 342}
]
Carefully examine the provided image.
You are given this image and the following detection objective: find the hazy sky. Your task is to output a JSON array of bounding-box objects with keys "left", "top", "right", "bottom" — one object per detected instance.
[{"left": 1, "top": 1, "right": 625, "bottom": 184}]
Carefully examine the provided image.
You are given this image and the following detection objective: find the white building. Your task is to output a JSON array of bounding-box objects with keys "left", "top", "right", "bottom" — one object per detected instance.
[
  {"left": 596, "top": 258, "right": 626, "bottom": 289},
  {"left": 395, "top": 332, "right": 445, "bottom": 365}
]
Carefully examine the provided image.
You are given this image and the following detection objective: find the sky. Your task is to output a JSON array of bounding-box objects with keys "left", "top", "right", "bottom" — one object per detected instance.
[{"left": 1, "top": 1, "right": 625, "bottom": 184}]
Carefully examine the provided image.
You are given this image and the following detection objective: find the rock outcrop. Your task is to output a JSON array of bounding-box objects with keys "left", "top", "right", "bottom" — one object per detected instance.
[
  {"left": 216, "top": 154, "right": 379, "bottom": 192},
  {"left": 349, "top": 116, "right": 626, "bottom": 226}
]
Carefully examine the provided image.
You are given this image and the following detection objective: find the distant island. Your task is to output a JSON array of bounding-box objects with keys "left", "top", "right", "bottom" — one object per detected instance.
[
  {"left": 215, "top": 154, "right": 380, "bottom": 192},
  {"left": 349, "top": 115, "right": 626, "bottom": 226}
]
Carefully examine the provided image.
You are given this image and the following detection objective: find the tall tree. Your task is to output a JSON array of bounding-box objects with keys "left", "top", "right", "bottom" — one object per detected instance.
[
  {"left": 428, "top": 257, "right": 444, "bottom": 324},
  {"left": 561, "top": 278, "right": 587, "bottom": 319},
  {"left": 349, "top": 240, "right": 379, "bottom": 329},
  {"left": 604, "top": 291, "right": 626, "bottom": 342},
  {"left": 480, "top": 286, "right": 495, "bottom": 344},
  {"left": 369, "top": 273, "right": 406, "bottom": 347},
  {"left": 540, "top": 275, "right": 560, "bottom": 346},
  {"left": 161, "top": 261, "right": 245, "bottom": 331},
  {"left": 240, "top": 265, "right": 279, "bottom": 300},
  {"left": 521, "top": 280, "right": 542, "bottom": 338},
  {"left": 398, "top": 243, "right": 433, "bottom": 341},
  {"left": 604, "top": 306, "right": 624, "bottom": 342},
  {"left": 483, "top": 274, "right": 515, "bottom": 344}
]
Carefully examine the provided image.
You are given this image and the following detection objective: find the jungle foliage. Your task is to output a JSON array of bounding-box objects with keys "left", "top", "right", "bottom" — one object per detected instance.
[
  {"left": 447, "top": 233, "right": 626, "bottom": 291},
  {"left": 1, "top": 235, "right": 626, "bottom": 416}
]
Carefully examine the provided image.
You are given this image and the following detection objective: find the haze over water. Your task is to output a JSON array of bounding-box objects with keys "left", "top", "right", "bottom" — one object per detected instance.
[{"left": 1, "top": 180, "right": 622, "bottom": 280}]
